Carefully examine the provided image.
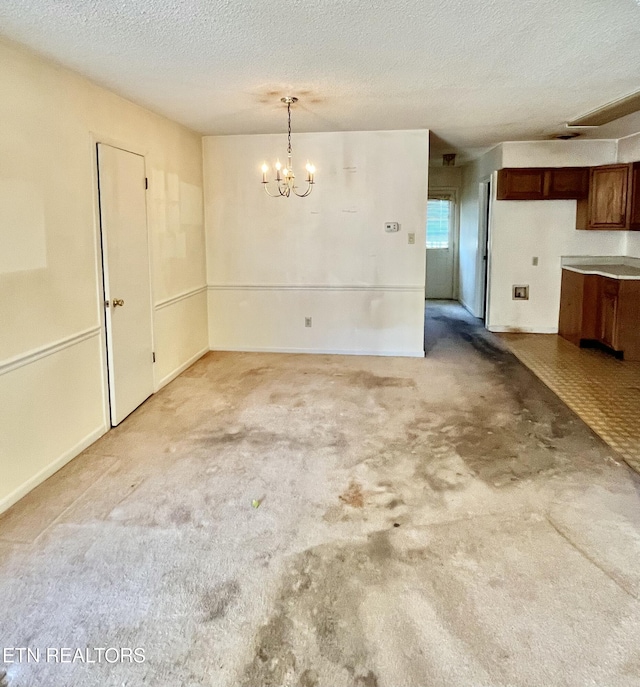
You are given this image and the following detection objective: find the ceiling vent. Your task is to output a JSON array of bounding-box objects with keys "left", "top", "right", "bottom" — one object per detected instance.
[{"left": 568, "top": 90, "right": 640, "bottom": 127}]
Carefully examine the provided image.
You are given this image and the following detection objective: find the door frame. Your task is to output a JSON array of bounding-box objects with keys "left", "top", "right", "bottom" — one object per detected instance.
[
  {"left": 89, "top": 134, "right": 156, "bottom": 428},
  {"left": 426, "top": 186, "right": 460, "bottom": 301},
  {"left": 477, "top": 176, "right": 493, "bottom": 324}
]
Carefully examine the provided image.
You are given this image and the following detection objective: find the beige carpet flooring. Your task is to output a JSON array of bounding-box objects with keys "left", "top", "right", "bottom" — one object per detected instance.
[{"left": 2, "top": 304, "right": 640, "bottom": 686}]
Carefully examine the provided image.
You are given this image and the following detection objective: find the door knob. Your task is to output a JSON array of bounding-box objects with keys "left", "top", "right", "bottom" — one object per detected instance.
[{"left": 112, "top": 298, "right": 125, "bottom": 307}]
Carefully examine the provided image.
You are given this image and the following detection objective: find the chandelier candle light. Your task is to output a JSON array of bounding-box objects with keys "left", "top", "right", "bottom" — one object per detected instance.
[{"left": 261, "top": 96, "right": 315, "bottom": 197}]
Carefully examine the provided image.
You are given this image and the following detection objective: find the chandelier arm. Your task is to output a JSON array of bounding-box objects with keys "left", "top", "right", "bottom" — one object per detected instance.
[
  {"left": 278, "top": 180, "right": 291, "bottom": 197},
  {"left": 263, "top": 183, "right": 285, "bottom": 198},
  {"left": 293, "top": 182, "right": 314, "bottom": 198}
]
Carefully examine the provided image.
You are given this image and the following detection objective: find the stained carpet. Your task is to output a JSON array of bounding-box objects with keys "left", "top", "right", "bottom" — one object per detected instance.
[{"left": 1, "top": 304, "right": 640, "bottom": 686}]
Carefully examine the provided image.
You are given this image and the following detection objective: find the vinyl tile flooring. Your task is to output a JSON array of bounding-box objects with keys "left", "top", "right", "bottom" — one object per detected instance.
[{"left": 500, "top": 332, "right": 640, "bottom": 473}]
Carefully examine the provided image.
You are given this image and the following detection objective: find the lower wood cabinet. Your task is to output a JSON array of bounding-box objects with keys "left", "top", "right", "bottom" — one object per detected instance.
[
  {"left": 598, "top": 278, "right": 619, "bottom": 349},
  {"left": 559, "top": 269, "right": 640, "bottom": 360}
]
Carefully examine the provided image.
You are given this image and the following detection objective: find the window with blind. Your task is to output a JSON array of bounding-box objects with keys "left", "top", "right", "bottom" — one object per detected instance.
[{"left": 426, "top": 198, "right": 452, "bottom": 249}]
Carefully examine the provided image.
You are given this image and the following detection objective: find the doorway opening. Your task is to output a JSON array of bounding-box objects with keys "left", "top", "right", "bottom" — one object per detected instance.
[
  {"left": 96, "top": 143, "right": 154, "bottom": 427},
  {"left": 425, "top": 189, "right": 458, "bottom": 301}
]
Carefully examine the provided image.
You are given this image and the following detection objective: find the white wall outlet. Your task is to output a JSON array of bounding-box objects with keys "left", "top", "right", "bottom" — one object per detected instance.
[
  {"left": 385, "top": 222, "right": 400, "bottom": 233},
  {"left": 513, "top": 285, "right": 529, "bottom": 300},
  {"left": 408, "top": 232, "right": 415, "bottom": 245},
  {"left": 305, "top": 317, "right": 312, "bottom": 327}
]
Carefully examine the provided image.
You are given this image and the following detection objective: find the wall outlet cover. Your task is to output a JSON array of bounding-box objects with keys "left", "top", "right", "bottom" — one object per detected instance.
[
  {"left": 385, "top": 222, "right": 400, "bottom": 233},
  {"left": 513, "top": 285, "right": 529, "bottom": 300}
]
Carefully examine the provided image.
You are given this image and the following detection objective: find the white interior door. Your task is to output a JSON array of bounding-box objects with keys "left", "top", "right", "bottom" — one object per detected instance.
[
  {"left": 425, "top": 195, "right": 455, "bottom": 299},
  {"left": 97, "top": 143, "right": 154, "bottom": 426},
  {"left": 478, "top": 180, "right": 492, "bottom": 322}
]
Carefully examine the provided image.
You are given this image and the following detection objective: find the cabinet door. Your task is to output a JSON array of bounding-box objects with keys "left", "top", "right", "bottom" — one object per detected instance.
[
  {"left": 497, "top": 169, "right": 545, "bottom": 200},
  {"left": 588, "top": 165, "right": 630, "bottom": 229},
  {"left": 545, "top": 168, "right": 589, "bottom": 199},
  {"left": 559, "top": 269, "right": 585, "bottom": 345},
  {"left": 599, "top": 279, "right": 620, "bottom": 349},
  {"left": 630, "top": 162, "right": 640, "bottom": 231}
]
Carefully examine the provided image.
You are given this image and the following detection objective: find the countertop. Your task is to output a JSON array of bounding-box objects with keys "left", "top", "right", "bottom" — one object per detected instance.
[{"left": 562, "top": 263, "right": 640, "bottom": 280}]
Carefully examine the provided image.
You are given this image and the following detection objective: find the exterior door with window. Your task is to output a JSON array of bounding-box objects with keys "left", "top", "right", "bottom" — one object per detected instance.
[{"left": 425, "top": 194, "right": 455, "bottom": 299}]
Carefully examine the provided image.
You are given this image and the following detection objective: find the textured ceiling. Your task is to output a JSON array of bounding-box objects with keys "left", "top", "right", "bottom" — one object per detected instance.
[{"left": 1, "top": 0, "right": 640, "bottom": 161}]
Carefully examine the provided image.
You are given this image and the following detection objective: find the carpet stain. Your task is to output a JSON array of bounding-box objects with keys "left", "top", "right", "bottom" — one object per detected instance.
[
  {"left": 340, "top": 481, "right": 365, "bottom": 508},
  {"left": 2, "top": 304, "right": 634, "bottom": 687},
  {"left": 346, "top": 371, "right": 415, "bottom": 389},
  {"left": 202, "top": 580, "right": 241, "bottom": 622},
  {"left": 243, "top": 614, "right": 297, "bottom": 686},
  {"left": 299, "top": 667, "right": 320, "bottom": 686},
  {"left": 241, "top": 536, "right": 386, "bottom": 687}
]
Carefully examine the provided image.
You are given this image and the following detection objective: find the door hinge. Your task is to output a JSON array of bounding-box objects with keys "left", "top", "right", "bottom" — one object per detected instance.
[
  {"left": 152, "top": 352, "right": 156, "bottom": 363},
  {"left": 145, "top": 177, "right": 148, "bottom": 190}
]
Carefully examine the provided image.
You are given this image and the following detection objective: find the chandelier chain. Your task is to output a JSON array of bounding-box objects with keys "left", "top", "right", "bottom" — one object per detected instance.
[
  {"left": 287, "top": 101, "right": 292, "bottom": 157},
  {"left": 261, "top": 95, "right": 314, "bottom": 197}
]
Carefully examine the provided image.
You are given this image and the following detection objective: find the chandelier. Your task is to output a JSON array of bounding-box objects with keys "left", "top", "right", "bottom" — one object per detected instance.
[{"left": 261, "top": 96, "right": 315, "bottom": 197}]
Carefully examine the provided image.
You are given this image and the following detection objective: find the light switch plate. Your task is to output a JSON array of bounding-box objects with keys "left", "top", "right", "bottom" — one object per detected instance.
[{"left": 408, "top": 233, "right": 416, "bottom": 244}]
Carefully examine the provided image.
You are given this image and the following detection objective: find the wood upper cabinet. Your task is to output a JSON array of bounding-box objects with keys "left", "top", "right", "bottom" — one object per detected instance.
[
  {"left": 630, "top": 162, "right": 640, "bottom": 230},
  {"left": 497, "top": 167, "right": 588, "bottom": 200},
  {"left": 497, "top": 162, "right": 640, "bottom": 230},
  {"left": 586, "top": 164, "right": 630, "bottom": 229},
  {"left": 497, "top": 168, "right": 545, "bottom": 200},
  {"left": 576, "top": 162, "right": 640, "bottom": 231},
  {"left": 545, "top": 167, "right": 589, "bottom": 199}
]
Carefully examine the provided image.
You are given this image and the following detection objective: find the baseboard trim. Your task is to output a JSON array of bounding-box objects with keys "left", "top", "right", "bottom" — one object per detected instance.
[
  {"left": 209, "top": 346, "right": 425, "bottom": 358},
  {"left": 489, "top": 326, "right": 558, "bottom": 334},
  {"left": 156, "top": 346, "right": 209, "bottom": 390},
  {"left": 458, "top": 299, "right": 481, "bottom": 319},
  {"left": 0, "top": 425, "right": 108, "bottom": 515}
]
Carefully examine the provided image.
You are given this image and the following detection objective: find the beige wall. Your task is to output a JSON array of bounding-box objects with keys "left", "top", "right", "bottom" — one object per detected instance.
[
  {"left": 618, "top": 132, "right": 640, "bottom": 163},
  {"left": 619, "top": 132, "right": 640, "bottom": 259},
  {"left": 0, "top": 39, "right": 207, "bottom": 512},
  {"left": 204, "top": 130, "right": 429, "bottom": 356},
  {"left": 500, "top": 140, "right": 618, "bottom": 168},
  {"left": 428, "top": 166, "right": 462, "bottom": 189},
  {"left": 484, "top": 140, "right": 624, "bottom": 332},
  {"left": 458, "top": 145, "right": 503, "bottom": 316}
]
